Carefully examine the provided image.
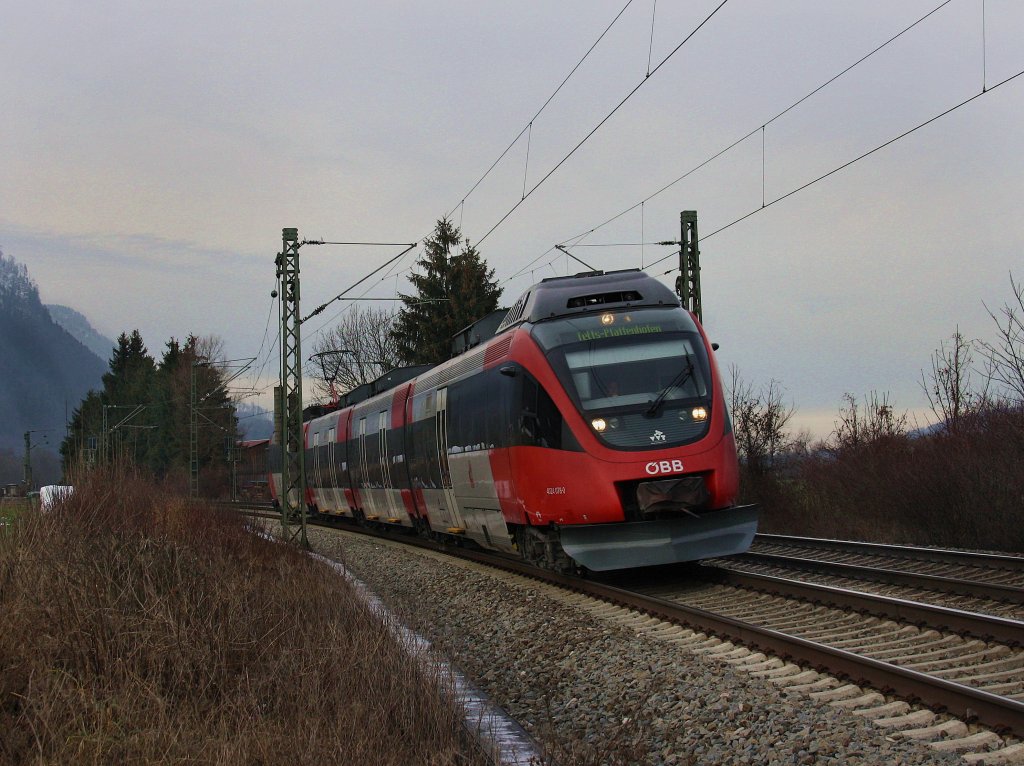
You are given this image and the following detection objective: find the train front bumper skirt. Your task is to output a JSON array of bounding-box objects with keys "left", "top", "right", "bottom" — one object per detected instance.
[{"left": 558, "top": 504, "right": 759, "bottom": 571}]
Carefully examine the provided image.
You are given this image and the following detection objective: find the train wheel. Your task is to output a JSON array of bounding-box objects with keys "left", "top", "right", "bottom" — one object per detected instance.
[{"left": 514, "top": 525, "right": 578, "bottom": 574}]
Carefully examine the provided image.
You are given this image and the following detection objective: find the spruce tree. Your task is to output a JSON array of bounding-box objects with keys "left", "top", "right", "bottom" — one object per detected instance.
[
  {"left": 391, "top": 218, "right": 502, "bottom": 365},
  {"left": 60, "top": 331, "right": 239, "bottom": 493},
  {"left": 61, "top": 330, "right": 156, "bottom": 467}
]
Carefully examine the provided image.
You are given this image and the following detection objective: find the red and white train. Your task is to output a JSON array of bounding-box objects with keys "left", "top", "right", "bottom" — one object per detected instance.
[{"left": 270, "top": 269, "right": 758, "bottom": 571}]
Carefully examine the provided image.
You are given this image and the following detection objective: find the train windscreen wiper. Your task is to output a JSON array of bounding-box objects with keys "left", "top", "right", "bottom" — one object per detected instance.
[{"left": 645, "top": 360, "right": 694, "bottom": 417}]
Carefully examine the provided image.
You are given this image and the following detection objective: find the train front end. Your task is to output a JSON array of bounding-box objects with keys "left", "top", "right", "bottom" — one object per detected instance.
[{"left": 498, "top": 270, "right": 758, "bottom": 571}]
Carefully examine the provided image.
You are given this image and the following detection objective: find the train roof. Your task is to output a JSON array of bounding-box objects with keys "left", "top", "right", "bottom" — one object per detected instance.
[
  {"left": 451, "top": 308, "right": 509, "bottom": 356},
  {"left": 300, "top": 271, "right": 681, "bottom": 425},
  {"left": 496, "top": 269, "right": 680, "bottom": 334}
]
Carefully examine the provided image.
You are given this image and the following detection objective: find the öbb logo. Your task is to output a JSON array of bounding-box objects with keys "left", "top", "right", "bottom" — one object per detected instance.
[{"left": 645, "top": 459, "right": 684, "bottom": 475}]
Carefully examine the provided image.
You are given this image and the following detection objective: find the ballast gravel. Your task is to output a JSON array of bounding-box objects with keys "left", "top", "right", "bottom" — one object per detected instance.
[{"left": 308, "top": 529, "right": 963, "bottom": 765}]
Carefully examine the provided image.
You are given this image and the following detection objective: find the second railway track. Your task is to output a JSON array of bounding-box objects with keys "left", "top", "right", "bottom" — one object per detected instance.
[{"left": 715, "top": 534, "right": 1024, "bottom": 621}]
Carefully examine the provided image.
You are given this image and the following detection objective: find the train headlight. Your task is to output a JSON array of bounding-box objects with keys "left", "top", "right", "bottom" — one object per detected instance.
[
  {"left": 607, "top": 417, "right": 620, "bottom": 430},
  {"left": 591, "top": 417, "right": 607, "bottom": 432},
  {"left": 600, "top": 313, "right": 614, "bottom": 325},
  {"left": 691, "top": 406, "right": 708, "bottom": 422}
]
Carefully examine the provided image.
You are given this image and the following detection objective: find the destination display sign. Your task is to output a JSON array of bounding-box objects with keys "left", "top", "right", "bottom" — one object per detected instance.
[{"left": 576, "top": 324, "right": 662, "bottom": 342}]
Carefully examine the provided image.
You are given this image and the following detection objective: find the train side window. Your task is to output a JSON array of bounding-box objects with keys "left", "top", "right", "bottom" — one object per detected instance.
[
  {"left": 519, "top": 372, "right": 581, "bottom": 451},
  {"left": 449, "top": 370, "right": 508, "bottom": 452}
]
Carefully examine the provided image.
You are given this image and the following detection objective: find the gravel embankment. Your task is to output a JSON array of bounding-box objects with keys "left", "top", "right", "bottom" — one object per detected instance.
[{"left": 309, "top": 529, "right": 964, "bottom": 766}]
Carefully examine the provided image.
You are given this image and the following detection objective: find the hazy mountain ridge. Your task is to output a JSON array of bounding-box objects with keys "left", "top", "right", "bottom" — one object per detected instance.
[
  {"left": 46, "top": 304, "right": 116, "bottom": 362},
  {"left": 0, "top": 251, "right": 106, "bottom": 471},
  {"left": 235, "top": 401, "right": 274, "bottom": 440}
]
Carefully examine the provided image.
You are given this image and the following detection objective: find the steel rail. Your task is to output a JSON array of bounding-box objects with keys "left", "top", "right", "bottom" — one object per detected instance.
[
  {"left": 699, "top": 566, "right": 1024, "bottom": 646},
  {"left": 221, "top": 503, "right": 1024, "bottom": 735},
  {"left": 438, "top": 546, "right": 1024, "bottom": 737},
  {"left": 755, "top": 533, "right": 1024, "bottom": 572},
  {"left": 231, "top": 504, "right": 1023, "bottom": 640},
  {"left": 733, "top": 551, "right": 1024, "bottom": 605}
]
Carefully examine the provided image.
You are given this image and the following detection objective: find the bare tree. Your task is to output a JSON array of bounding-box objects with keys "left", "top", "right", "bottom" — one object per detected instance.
[
  {"left": 727, "top": 365, "right": 795, "bottom": 474},
  {"left": 831, "top": 391, "right": 907, "bottom": 451},
  {"left": 977, "top": 273, "right": 1024, "bottom": 404},
  {"left": 920, "top": 328, "right": 986, "bottom": 434},
  {"left": 308, "top": 305, "right": 401, "bottom": 401}
]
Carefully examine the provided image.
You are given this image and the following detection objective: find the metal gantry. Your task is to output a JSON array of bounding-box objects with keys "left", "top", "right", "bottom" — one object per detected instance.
[
  {"left": 189, "top": 356, "right": 254, "bottom": 499},
  {"left": 101, "top": 404, "right": 146, "bottom": 466},
  {"left": 676, "top": 210, "right": 702, "bottom": 323},
  {"left": 276, "top": 228, "right": 308, "bottom": 547}
]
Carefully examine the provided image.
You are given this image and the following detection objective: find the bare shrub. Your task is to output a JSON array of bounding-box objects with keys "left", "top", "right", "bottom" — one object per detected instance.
[
  {"left": 308, "top": 305, "right": 401, "bottom": 401},
  {"left": 921, "top": 329, "right": 987, "bottom": 434},
  {"left": 0, "top": 467, "right": 488, "bottom": 765},
  {"left": 727, "top": 365, "right": 795, "bottom": 475},
  {"left": 977, "top": 273, "right": 1024, "bottom": 402},
  {"left": 830, "top": 391, "right": 907, "bottom": 452},
  {"left": 758, "top": 399, "right": 1024, "bottom": 552}
]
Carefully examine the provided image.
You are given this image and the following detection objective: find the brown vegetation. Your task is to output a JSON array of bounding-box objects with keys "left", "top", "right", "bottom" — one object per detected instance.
[
  {"left": 741, "top": 403, "right": 1024, "bottom": 552},
  {"left": 0, "top": 468, "right": 489, "bottom": 765},
  {"left": 736, "top": 276, "right": 1024, "bottom": 553}
]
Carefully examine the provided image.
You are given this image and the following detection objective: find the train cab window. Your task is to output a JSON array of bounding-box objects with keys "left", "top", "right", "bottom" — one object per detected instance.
[
  {"left": 531, "top": 308, "right": 711, "bottom": 414},
  {"left": 530, "top": 307, "right": 714, "bottom": 449},
  {"left": 519, "top": 372, "right": 581, "bottom": 451}
]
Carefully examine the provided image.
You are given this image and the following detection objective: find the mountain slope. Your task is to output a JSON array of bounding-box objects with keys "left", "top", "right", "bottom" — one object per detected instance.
[
  {"left": 46, "top": 304, "right": 115, "bottom": 361},
  {"left": 0, "top": 251, "right": 106, "bottom": 455}
]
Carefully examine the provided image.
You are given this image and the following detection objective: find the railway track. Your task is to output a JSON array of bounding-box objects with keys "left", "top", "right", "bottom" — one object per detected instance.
[
  {"left": 711, "top": 534, "right": 1024, "bottom": 621},
  {"left": 752, "top": 534, "right": 1024, "bottom": 583},
  {"left": 228, "top": 503, "right": 1024, "bottom": 746},
  {"left": 624, "top": 567, "right": 1024, "bottom": 727}
]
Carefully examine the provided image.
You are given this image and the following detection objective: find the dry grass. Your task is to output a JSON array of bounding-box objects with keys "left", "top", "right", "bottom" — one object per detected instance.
[
  {"left": 745, "top": 405, "right": 1024, "bottom": 552},
  {"left": 0, "top": 467, "right": 490, "bottom": 765}
]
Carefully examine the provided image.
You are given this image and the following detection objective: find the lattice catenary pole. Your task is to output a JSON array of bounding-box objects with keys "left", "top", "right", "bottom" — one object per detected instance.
[
  {"left": 676, "top": 210, "right": 702, "bottom": 323},
  {"left": 276, "top": 228, "right": 309, "bottom": 547}
]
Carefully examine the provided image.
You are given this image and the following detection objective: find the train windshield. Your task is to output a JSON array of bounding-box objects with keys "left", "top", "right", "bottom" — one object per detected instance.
[
  {"left": 560, "top": 337, "right": 706, "bottom": 410},
  {"left": 531, "top": 308, "right": 713, "bottom": 448}
]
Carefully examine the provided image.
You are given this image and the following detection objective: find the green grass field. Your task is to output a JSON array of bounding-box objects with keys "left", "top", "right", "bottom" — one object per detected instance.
[{"left": 0, "top": 498, "right": 30, "bottom": 526}]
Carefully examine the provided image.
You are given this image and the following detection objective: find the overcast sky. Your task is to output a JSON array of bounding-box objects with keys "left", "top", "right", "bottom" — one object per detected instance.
[{"left": 3, "top": 0, "right": 1022, "bottom": 437}]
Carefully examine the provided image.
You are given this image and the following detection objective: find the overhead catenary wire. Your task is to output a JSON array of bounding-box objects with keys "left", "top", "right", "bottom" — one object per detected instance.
[
  {"left": 499, "top": 224, "right": 598, "bottom": 286},
  {"left": 248, "top": 0, "right": 997, "bottom": 388},
  {"left": 444, "top": 0, "right": 637, "bottom": 220},
  {"left": 570, "top": 241, "right": 669, "bottom": 246},
  {"left": 303, "top": 244, "right": 422, "bottom": 343},
  {"left": 646, "top": 0, "right": 657, "bottom": 77},
  {"left": 641, "top": 67, "right": 1024, "bottom": 273},
  {"left": 252, "top": 292, "right": 276, "bottom": 365},
  {"left": 301, "top": 243, "right": 417, "bottom": 324},
  {"left": 283, "top": 0, "right": 726, "bottom": 349},
  {"left": 244, "top": 323, "right": 281, "bottom": 399},
  {"left": 552, "top": 0, "right": 958, "bottom": 249},
  {"left": 474, "top": 0, "right": 732, "bottom": 248},
  {"left": 501, "top": 1, "right": 975, "bottom": 291}
]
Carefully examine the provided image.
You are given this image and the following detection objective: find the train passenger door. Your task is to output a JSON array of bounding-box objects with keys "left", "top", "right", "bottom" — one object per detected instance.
[
  {"left": 435, "top": 388, "right": 464, "bottom": 530},
  {"left": 310, "top": 430, "right": 322, "bottom": 510},
  {"left": 325, "top": 425, "right": 341, "bottom": 513},
  {"left": 340, "top": 411, "right": 358, "bottom": 513},
  {"left": 358, "top": 417, "right": 378, "bottom": 519},
  {"left": 378, "top": 409, "right": 401, "bottom": 521}
]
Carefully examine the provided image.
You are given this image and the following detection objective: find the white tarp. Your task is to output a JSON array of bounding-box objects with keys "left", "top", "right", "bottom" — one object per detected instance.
[{"left": 39, "top": 485, "right": 73, "bottom": 512}]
